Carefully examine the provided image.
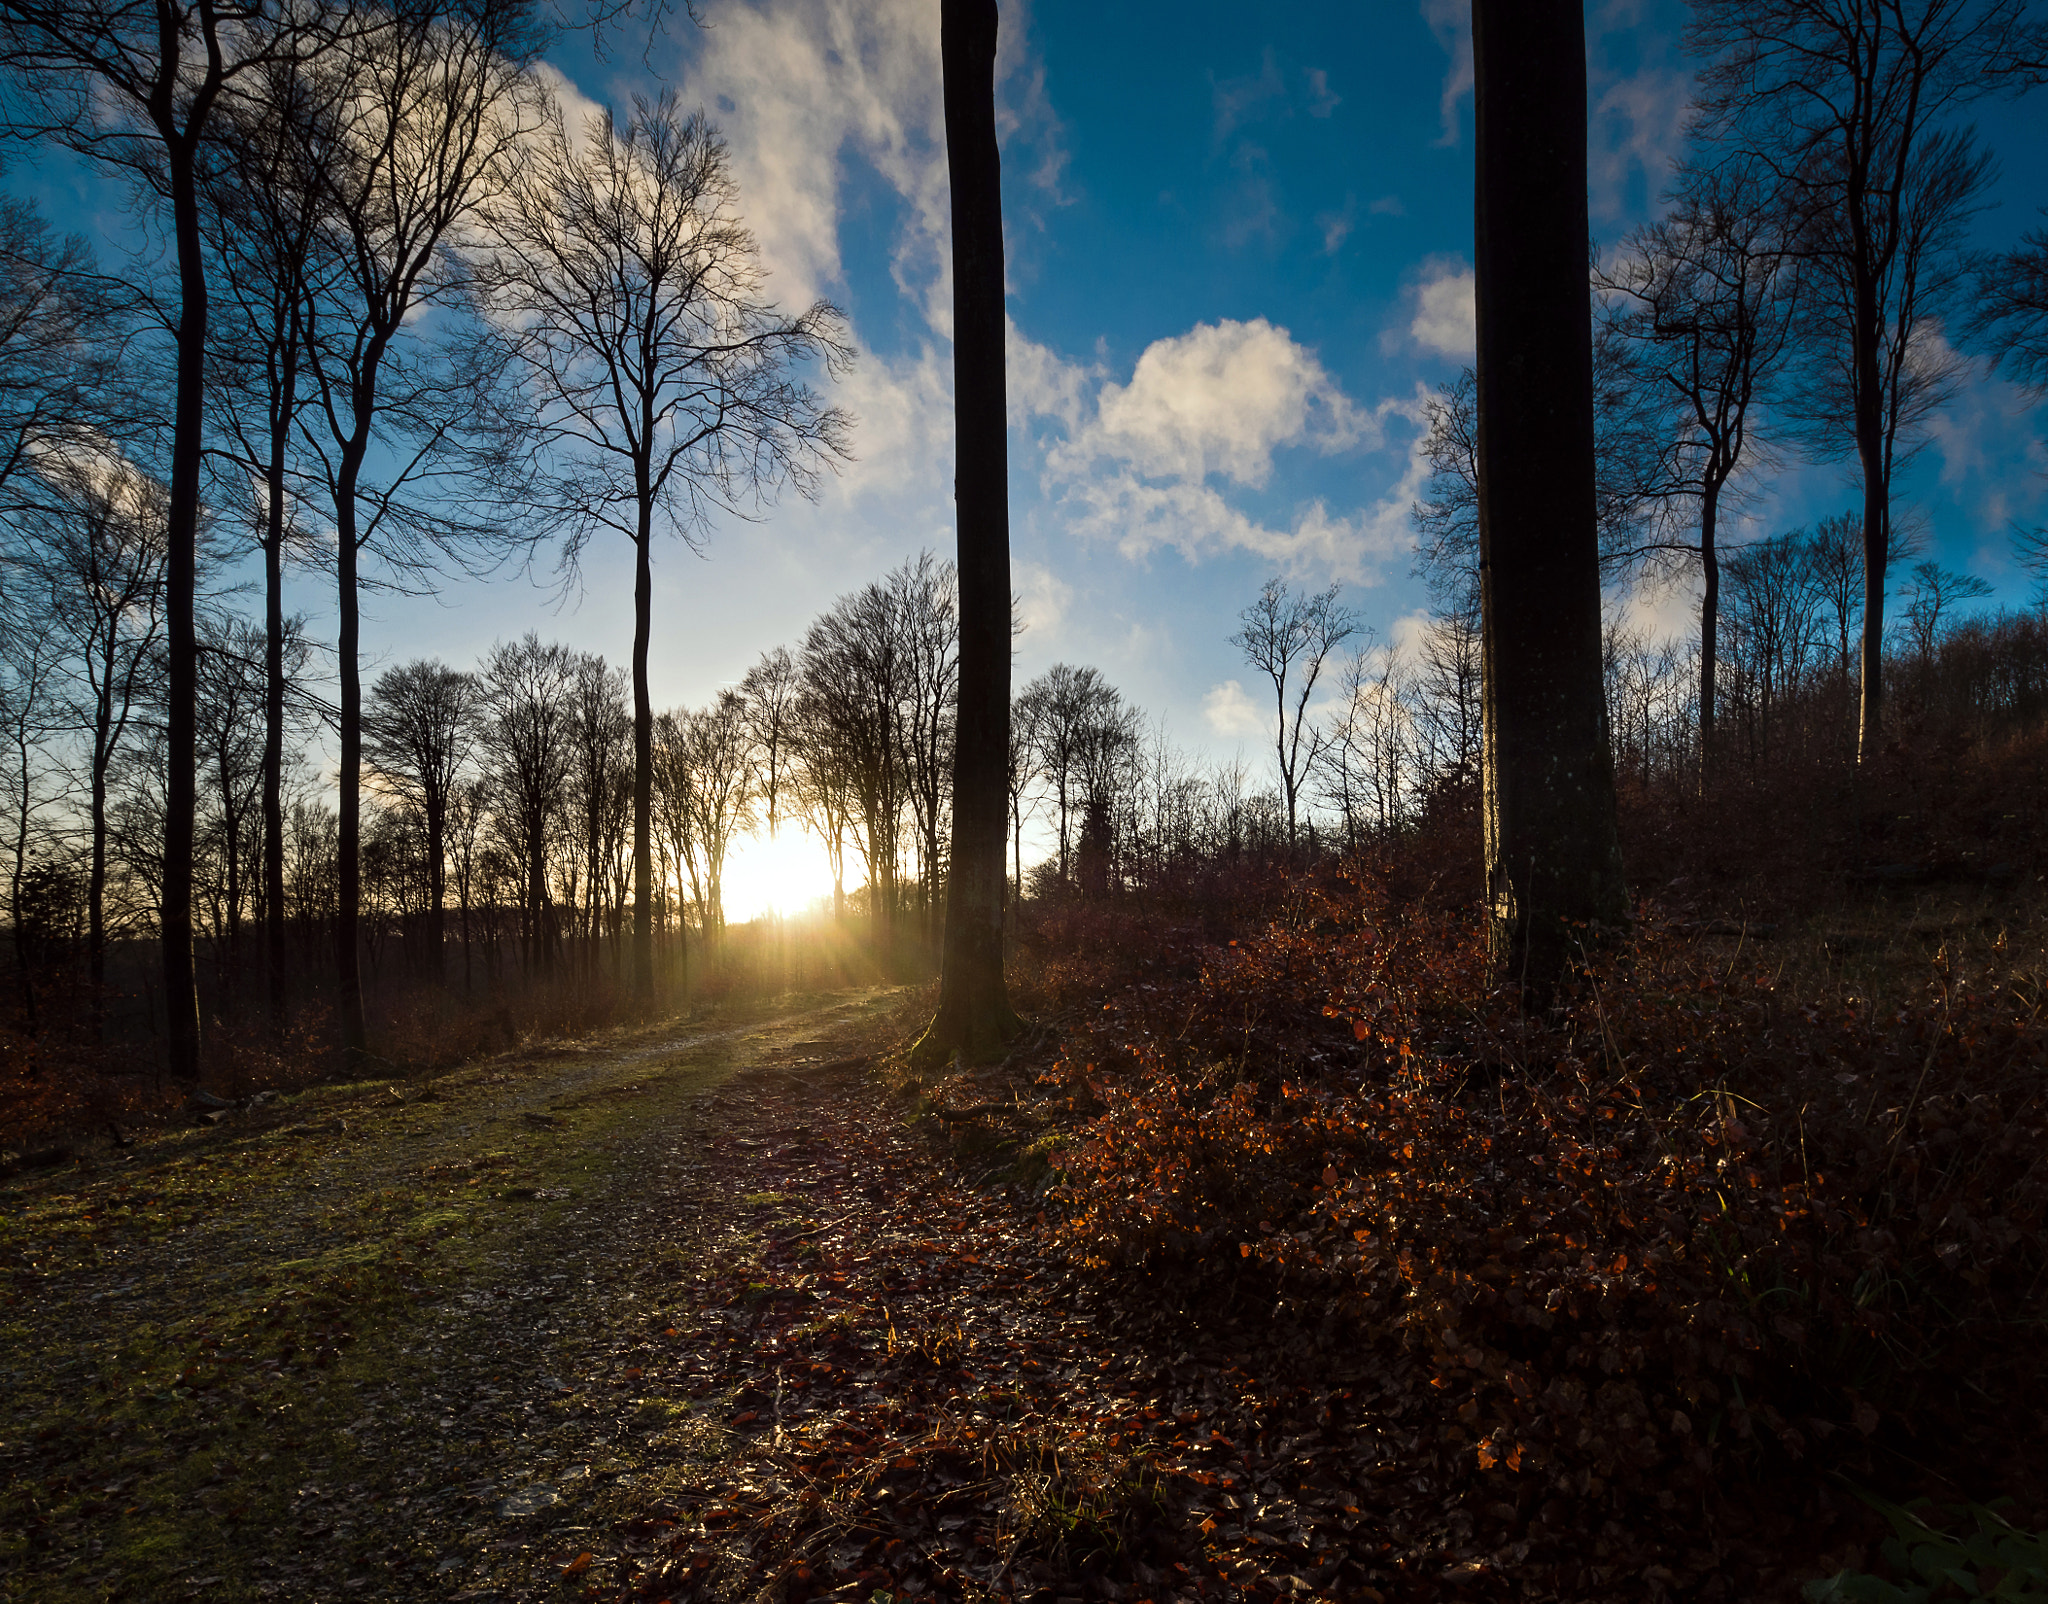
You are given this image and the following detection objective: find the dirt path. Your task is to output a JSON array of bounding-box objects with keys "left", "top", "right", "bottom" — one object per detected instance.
[{"left": 0, "top": 988, "right": 905, "bottom": 1603}]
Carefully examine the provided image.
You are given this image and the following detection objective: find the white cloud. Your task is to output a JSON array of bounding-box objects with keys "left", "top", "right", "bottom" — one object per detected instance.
[
  {"left": 1400, "top": 257, "right": 1476, "bottom": 358},
  {"left": 1016, "top": 319, "right": 1431, "bottom": 582},
  {"left": 1014, "top": 558, "right": 1073, "bottom": 639},
  {"left": 1066, "top": 317, "right": 1370, "bottom": 489},
  {"left": 1203, "top": 679, "right": 1265, "bottom": 738},
  {"left": 1007, "top": 317, "right": 1096, "bottom": 431}
]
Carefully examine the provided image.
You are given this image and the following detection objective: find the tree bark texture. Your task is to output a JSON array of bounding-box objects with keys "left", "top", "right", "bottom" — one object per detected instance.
[
  {"left": 1472, "top": 0, "right": 1628, "bottom": 992},
  {"left": 919, "top": 0, "right": 1018, "bottom": 1065}
]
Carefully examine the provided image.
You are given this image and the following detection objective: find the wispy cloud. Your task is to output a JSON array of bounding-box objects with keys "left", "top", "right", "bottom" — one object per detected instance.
[{"left": 1419, "top": 0, "right": 1473, "bottom": 147}]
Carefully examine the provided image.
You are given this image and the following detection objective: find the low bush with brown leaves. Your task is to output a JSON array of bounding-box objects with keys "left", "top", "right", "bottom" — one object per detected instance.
[{"left": 1037, "top": 869, "right": 2048, "bottom": 1588}]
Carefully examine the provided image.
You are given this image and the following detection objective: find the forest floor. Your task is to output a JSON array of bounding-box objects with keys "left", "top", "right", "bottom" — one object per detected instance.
[{"left": 2, "top": 937, "right": 2015, "bottom": 1604}]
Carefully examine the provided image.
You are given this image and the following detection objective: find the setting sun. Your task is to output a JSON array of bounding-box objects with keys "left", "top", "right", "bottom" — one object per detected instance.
[{"left": 718, "top": 827, "right": 839, "bottom": 924}]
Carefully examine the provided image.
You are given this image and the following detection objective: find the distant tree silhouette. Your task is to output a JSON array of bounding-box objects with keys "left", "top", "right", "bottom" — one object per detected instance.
[
  {"left": 1231, "top": 577, "right": 1358, "bottom": 851},
  {"left": 363, "top": 661, "right": 478, "bottom": 988}
]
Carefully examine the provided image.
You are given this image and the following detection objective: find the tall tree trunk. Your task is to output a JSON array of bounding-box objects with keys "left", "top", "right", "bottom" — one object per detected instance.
[
  {"left": 426, "top": 799, "right": 445, "bottom": 987},
  {"left": 1698, "top": 479, "right": 1721, "bottom": 780},
  {"left": 336, "top": 521, "right": 367, "bottom": 1063},
  {"left": 263, "top": 496, "right": 287, "bottom": 1037},
  {"left": 163, "top": 143, "right": 205, "bottom": 1084},
  {"left": 1472, "top": 0, "right": 1627, "bottom": 996},
  {"left": 632, "top": 515, "right": 655, "bottom": 1005},
  {"left": 1856, "top": 383, "right": 1887, "bottom": 762},
  {"left": 918, "top": 0, "right": 1020, "bottom": 1066}
]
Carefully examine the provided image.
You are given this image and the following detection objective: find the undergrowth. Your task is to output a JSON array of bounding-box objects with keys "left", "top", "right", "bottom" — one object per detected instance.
[{"left": 1025, "top": 862, "right": 2048, "bottom": 1586}]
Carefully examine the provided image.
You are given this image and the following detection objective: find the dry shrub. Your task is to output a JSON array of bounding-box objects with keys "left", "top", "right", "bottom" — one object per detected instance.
[{"left": 1041, "top": 872, "right": 2048, "bottom": 1547}]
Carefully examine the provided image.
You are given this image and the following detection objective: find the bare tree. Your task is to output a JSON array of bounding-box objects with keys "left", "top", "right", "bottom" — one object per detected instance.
[
  {"left": 741, "top": 647, "right": 801, "bottom": 838},
  {"left": 485, "top": 89, "right": 850, "bottom": 1005},
  {"left": 0, "top": 0, "right": 337, "bottom": 1081},
  {"left": 565, "top": 654, "right": 630, "bottom": 969},
  {"left": 680, "top": 689, "right": 756, "bottom": 938},
  {"left": 295, "top": 0, "right": 545, "bottom": 1059},
  {"left": 0, "top": 201, "right": 134, "bottom": 519},
  {"left": 1230, "top": 576, "right": 1358, "bottom": 849},
  {"left": 478, "top": 634, "right": 576, "bottom": 977},
  {"left": 1899, "top": 559, "right": 1993, "bottom": 661},
  {"left": 1968, "top": 212, "right": 2048, "bottom": 391},
  {"left": 799, "top": 581, "right": 911, "bottom": 941},
  {"left": 1598, "top": 158, "right": 1801, "bottom": 769},
  {"left": 200, "top": 47, "right": 337, "bottom": 1034},
  {"left": 1319, "top": 641, "right": 1413, "bottom": 844},
  {"left": 1411, "top": 602, "right": 1484, "bottom": 802},
  {"left": 29, "top": 460, "right": 170, "bottom": 998},
  {"left": 0, "top": 627, "right": 61, "bottom": 1030},
  {"left": 1473, "top": 0, "right": 1628, "bottom": 990},
  {"left": 1688, "top": 0, "right": 2034, "bottom": 759},
  {"left": 1016, "top": 663, "right": 1122, "bottom": 887},
  {"left": 363, "top": 659, "right": 478, "bottom": 986},
  {"left": 1723, "top": 530, "right": 1823, "bottom": 762},
  {"left": 890, "top": 554, "right": 958, "bottom": 940}
]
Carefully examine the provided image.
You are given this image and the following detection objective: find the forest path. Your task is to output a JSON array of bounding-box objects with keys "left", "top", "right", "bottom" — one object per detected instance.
[{"left": 0, "top": 987, "right": 908, "bottom": 1603}]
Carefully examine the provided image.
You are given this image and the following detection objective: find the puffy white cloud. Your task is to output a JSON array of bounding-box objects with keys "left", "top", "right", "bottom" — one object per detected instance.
[
  {"left": 1014, "top": 318, "right": 1430, "bottom": 582},
  {"left": 1062, "top": 317, "right": 1369, "bottom": 489},
  {"left": 1203, "top": 678, "right": 1265, "bottom": 738},
  {"left": 1401, "top": 257, "right": 1476, "bottom": 358}
]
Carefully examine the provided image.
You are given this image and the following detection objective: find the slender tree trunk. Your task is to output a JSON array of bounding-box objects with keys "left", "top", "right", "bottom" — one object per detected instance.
[
  {"left": 263, "top": 506, "right": 287, "bottom": 1037},
  {"left": 1698, "top": 479, "right": 1721, "bottom": 781},
  {"left": 163, "top": 145, "right": 205, "bottom": 1084},
  {"left": 919, "top": 0, "right": 1019, "bottom": 1066},
  {"left": 1472, "top": 0, "right": 1627, "bottom": 996},
  {"left": 632, "top": 517, "right": 654, "bottom": 1003},
  {"left": 89, "top": 747, "right": 108, "bottom": 994},
  {"left": 336, "top": 520, "right": 367, "bottom": 1062},
  {"left": 1855, "top": 350, "right": 1888, "bottom": 762},
  {"left": 426, "top": 798, "right": 445, "bottom": 987}
]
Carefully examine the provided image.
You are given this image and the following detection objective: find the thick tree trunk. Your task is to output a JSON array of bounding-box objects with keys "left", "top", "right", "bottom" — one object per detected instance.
[
  {"left": 1472, "top": 0, "right": 1628, "bottom": 996},
  {"left": 632, "top": 516, "right": 654, "bottom": 1004},
  {"left": 918, "top": 0, "right": 1019, "bottom": 1066},
  {"left": 163, "top": 148, "right": 205, "bottom": 1084}
]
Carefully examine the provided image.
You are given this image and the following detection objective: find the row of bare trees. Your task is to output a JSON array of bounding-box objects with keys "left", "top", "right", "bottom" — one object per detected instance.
[
  {"left": 0, "top": 0, "right": 849, "bottom": 1071},
  {"left": 1414, "top": 0, "right": 2047, "bottom": 807}
]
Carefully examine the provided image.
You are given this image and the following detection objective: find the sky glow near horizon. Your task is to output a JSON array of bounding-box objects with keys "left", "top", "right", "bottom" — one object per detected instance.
[{"left": 6, "top": 0, "right": 2047, "bottom": 898}]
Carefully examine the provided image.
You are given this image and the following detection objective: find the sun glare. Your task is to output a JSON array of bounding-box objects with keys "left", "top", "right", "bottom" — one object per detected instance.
[{"left": 719, "top": 828, "right": 838, "bottom": 924}]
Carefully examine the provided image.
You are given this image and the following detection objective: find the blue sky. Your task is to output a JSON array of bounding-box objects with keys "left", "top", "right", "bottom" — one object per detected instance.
[{"left": 10, "top": 0, "right": 2048, "bottom": 768}]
